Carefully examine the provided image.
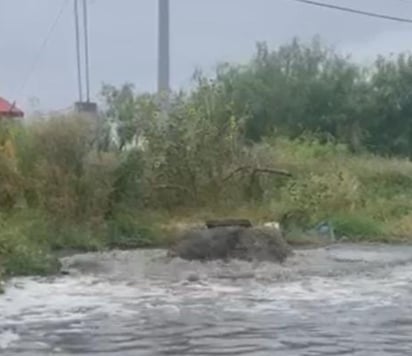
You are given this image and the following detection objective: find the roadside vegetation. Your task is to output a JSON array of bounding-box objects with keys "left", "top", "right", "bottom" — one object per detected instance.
[{"left": 2, "top": 36, "right": 412, "bottom": 283}]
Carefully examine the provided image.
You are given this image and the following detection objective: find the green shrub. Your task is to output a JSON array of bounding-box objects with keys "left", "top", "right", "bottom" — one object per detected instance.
[
  {"left": 106, "top": 211, "right": 159, "bottom": 249},
  {"left": 49, "top": 223, "right": 103, "bottom": 252},
  {"left": 0, "top": 216, "right": 60, "bottom": 276},
  {"left": 331, "top": 214, "right": 386, "bottom": 239},
  {"left": 280, "top": 169, "right": 361, "bottom": 226},
  {"left": 108, "top": 149, "right": 144, "bottom": 212},
  {"left": 9, "top": 37, "right": 412, "bottom": 281},
  {"left": 2, "top": 242, "right": 60, "bottom": 277}
]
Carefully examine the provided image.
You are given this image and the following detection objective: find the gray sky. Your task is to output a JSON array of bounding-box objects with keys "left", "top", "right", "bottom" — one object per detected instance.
[{"left": 1, "top": 0, "right": 412, "bottom": 112}]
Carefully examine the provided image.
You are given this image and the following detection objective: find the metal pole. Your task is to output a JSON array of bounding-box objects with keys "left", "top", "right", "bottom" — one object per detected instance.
[
  {"left": 158, "top": 0, "right": 170, "bottom": 116},
  {"left": 74, "top": 0, "right": 83, "bottom": 102},
  {"left": 82, "top": 0, "right": 91, "bottom": 102}
]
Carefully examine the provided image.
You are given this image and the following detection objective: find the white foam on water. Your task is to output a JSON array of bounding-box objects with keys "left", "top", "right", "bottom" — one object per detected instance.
[
  {"left": 0, "top": 276, "right": 161, "bottom": 325},
  {"left": 0, "top": 330, "right": 20, "bottom": 350},
  {"left": 1, "top": 247, "right": 412, "bottom": 340},
  {"left": 199, "top": 263, "right": 412, "bottom": 314},
  {"left": 1, "top": 265, "right": 409, "bottom": 327}
]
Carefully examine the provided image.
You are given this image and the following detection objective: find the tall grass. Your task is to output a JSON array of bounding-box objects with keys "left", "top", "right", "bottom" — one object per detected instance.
[
  {"left": 0, "top": 116, "right": 152, "bottom": 279},
  {"left": 4, "top": 37, "right": 412, "bottom": 284},
  {"left": 1, "top": 111, "right": 412, "bottom": 281}
]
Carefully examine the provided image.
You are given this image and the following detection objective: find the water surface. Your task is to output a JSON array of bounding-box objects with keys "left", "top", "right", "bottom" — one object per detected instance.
[{"left": 1, "top": 245, "right": 412, "bottom": 355}]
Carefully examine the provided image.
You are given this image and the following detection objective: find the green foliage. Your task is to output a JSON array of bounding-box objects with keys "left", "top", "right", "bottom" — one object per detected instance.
[
  {"left": 0, "top": 213, "right": 60, "bottom": 276},
  {"left": 6, "top": 37, "right": 412, "bottom": 283},
  {"left": 0, "top": 115, "right": 153, "bottom": 279},
  {"left": 106, "top": 211, "right": 159, "bottom": 249},
  {"left": 101, "top": 83, "right": 138, "bottom": 150},
  {"left": 141, "top": 80, "right": 246, "bottom": 207},
  {"left": 281, "top": 169, "right": 361, "bottom": 225},
  {"left": 365, "top": 54, "right": 412, "bottom": 157},
  {"left": 101, "top": 83, "right": 157, "bottom": 150},
  {"left": 108, "top": 149, "right": 144, "bottom": 211},
  {"left": 212, "top": 38, "right": 368, "bottom": 147},
  {"left": 203, "top": 38, "right": 412, "bottom": 157},
  {"left": 49, "top": 223, "right": 103, "bottom": 252},
  {"left": 331, "top": 214, "right": 386, "bottom": 239}
]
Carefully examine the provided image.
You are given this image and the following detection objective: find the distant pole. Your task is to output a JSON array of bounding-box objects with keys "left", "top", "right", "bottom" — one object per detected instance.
[
  {"left": 82, "top": 0, "right": 91, "bottom": 102},
  {"left": 158, "top": 0, "right": 170, "bottom": 117},
  {"left": 74, "top": 0, "right": 83, "bottom": 102}
]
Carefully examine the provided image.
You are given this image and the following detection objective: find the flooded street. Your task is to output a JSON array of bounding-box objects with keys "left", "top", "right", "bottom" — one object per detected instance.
[{"left": 1, "top": 244, "right": 412, "bottom": 355}]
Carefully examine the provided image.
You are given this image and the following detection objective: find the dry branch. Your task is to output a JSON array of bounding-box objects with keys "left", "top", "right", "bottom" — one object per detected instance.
[{"left": 223, "top": 166, "right": 292, "bottom": 183}]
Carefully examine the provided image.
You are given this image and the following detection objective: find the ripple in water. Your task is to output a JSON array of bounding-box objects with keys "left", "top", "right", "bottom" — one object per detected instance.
[{"left": 1, "top": 248, "right": 412, "bottom": 355}]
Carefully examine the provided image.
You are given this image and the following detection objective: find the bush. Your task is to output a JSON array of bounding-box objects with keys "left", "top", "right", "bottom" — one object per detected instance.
[
  {"left": 0, "top": 116, "right": 147, "bottom": 278},
  {"left": 7, "top": 37, "right": 412, "bottom": 279},
  {"left": 16, "top": 116, "right": 117, "bottom": 223},
  {"left": 331, "top": 214, "right": 387, "bottom": 239},
  {"left": 280, "top": 169, "right": 361, "bottom": 227},
  {"left": 0, "top": 214, "right": 60, "bottom": 276},
  {"left": 48, "top": 223, "right": 103, "bottom": 252},
  {"left": 106, "top": 211, "right": 160, "bottom": 249}
]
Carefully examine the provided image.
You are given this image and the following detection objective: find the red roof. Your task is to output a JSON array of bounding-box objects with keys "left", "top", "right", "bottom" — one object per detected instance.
[{"left": 0, "top": 97, "right": 24, "bottom": 117}]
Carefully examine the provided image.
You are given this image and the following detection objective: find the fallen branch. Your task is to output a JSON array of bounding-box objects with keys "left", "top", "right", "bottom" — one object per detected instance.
[
  {"left": 252, "top": 168, "right": 292, "bottom": 177},
  {"left": 223, "top": 166, "right": 292, "bottom": 183},
  {"left": 151, "top": 184, "right": 194, "bottom": 197},
  {"left": 222, "top": 167, "right": 250, "bottom": 183},
  {"left": 206, "top": 219, "right": 253, "bottom": 229}
]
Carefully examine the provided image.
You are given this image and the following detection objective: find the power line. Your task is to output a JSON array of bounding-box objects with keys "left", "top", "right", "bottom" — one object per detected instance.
[
  {"left": 291, "top": 0, "right": 412, "bottom": 24},
  {"left": 16, "top": 0, "right": 70, "bottom": 99}
]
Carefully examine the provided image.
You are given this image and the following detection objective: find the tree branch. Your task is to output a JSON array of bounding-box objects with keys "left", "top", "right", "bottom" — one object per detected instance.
[
  {"left": 151, "top": 184, "right": 195, "bottom": 197},
  {"left": 252, "top": 168, "right": 292, "bottom": 177},
  {"left": 222, "top": 166, "right": 292, "bottom": 183}
]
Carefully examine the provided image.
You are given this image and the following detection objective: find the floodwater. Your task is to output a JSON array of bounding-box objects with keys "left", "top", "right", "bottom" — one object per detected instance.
[{"left": 1, "top": 244, "right": 412, "bottom": 355}]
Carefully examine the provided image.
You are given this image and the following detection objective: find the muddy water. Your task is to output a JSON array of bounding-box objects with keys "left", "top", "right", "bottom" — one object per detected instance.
[{"left": 1, "top": 244, "right": 412, "bottom": 355}]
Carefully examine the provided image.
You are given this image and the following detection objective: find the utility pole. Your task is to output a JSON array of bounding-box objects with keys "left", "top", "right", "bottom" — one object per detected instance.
[
  {"left": 82, "top": 0, "right": 91, "bottom": 103},
  {"left": 158, "top": 0, "right": 170, "bottom": 118},
  {"left": 73, "top": 0, "right": 97, "bottom": 116},
  {"left": 74, "top": 0, "right": 83, "bottom": 102}
]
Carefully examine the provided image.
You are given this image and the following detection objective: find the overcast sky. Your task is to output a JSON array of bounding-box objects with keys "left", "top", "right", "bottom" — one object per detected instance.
[{"left": 1, "top": 0, "right": 412, "bottom": 112}]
